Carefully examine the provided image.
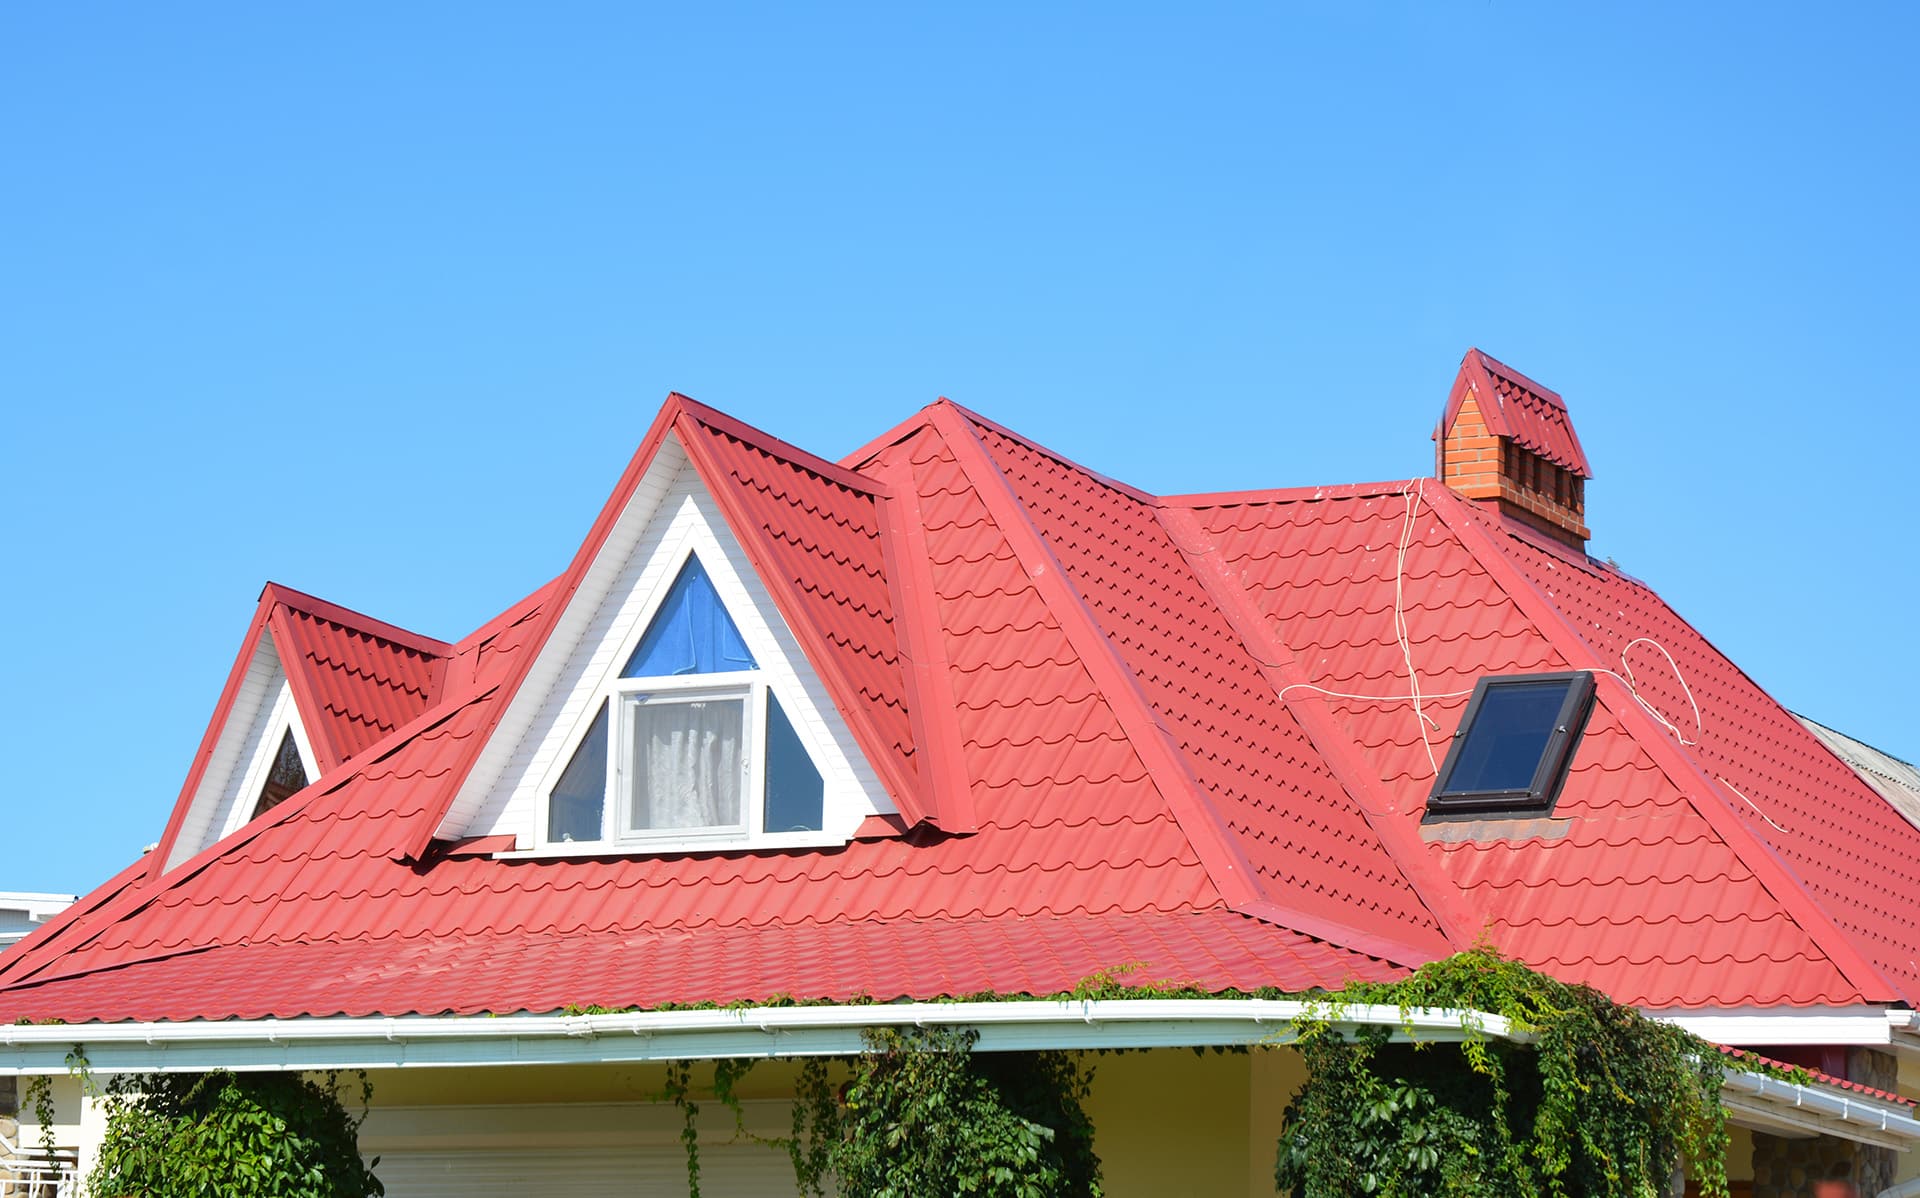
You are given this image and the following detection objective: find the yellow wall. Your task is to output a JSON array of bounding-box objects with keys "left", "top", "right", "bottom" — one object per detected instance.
[{"left": 365, "top": 1046, "right": 1310, "bottom": 1198}]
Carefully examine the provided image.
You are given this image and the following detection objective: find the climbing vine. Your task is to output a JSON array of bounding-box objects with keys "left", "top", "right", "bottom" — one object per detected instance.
[
  {"left": 1274, "top": 948, "right": 1730, "bottom": 1198},
  {"left": 87, "top": 1069, "right": 385, "bottom": 1198},
  {"left": 663, "top": 1027, "right": 1101, "bottom": 1197}
]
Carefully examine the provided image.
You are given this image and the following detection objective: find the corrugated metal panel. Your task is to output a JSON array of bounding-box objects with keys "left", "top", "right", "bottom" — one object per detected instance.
[{"left": 1799, "top": 715, "right": 1920, "bottom": 835}]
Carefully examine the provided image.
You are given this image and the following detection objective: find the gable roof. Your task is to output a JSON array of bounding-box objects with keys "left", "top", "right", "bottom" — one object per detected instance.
[{"left": 5, "top": 384, "right": 1917, "bottom": 1023}]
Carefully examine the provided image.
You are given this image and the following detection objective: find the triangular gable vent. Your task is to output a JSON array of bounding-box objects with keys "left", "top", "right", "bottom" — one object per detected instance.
[{"left": 449, "top": 433, "right": 894, "bottom": 852}]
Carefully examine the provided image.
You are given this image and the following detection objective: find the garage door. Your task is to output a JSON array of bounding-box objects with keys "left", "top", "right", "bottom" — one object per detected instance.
[
  {"left": 361, "top": 1100, "right": 802, "bottom": 1198},
  {"left": 375, "top": 1144, "right": 798, "bottom": 1198}
]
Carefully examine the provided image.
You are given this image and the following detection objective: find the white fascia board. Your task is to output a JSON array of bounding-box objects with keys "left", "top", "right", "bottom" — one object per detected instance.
[
  {"left": 1649, "top": 1005, "right": 1900, "bottom": 1047},
  {"left": 0, "top": 999, "right": 1515, "bottom": 1075}
]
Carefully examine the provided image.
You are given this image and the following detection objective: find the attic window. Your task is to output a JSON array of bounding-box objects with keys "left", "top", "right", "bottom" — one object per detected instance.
[
  {"left": 250, "top": 728, "right": 309, "bottom": 819},
  {"left": 1427, "top": 672, "right": 1594, "bottom": 817},
  {"left": 542, "top": 554, "right": 828, "bottom": 848}
]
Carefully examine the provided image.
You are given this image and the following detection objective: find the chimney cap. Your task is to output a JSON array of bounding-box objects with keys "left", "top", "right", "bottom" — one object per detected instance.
[{"left": 1434, "top": 347, "right": 1593, "bottom": 479}]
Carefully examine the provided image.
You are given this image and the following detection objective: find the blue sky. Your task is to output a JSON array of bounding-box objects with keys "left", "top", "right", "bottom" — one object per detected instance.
[{"left": 3, "top": 4, "right": 1914, "bottom": 894}]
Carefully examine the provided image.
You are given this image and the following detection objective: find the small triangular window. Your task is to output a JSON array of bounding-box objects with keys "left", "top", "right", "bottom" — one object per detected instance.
[
  {"left": 250, "top": 729, "right": 309, "bottom": 820},
  {"left": 622, "top": 557, "right": 756, "bottom": 677}
]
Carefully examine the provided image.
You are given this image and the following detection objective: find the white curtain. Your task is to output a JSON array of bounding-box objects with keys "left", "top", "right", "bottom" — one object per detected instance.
[{"left": 627, "top": 698, "right": 744, "bottom": 831}]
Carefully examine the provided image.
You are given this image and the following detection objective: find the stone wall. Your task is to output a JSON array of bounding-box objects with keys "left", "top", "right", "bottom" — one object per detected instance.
[{"left": 1747, "top": 1049, "right": 1900, "bottom": 1198}]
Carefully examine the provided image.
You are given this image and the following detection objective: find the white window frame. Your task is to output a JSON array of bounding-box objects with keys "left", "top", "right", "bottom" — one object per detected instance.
[
  {"left": 612, "top": 674, "right": 756, "bottom": 843},
  {"left": 530, "top": 539, "right": 840, "bottom": 857}
]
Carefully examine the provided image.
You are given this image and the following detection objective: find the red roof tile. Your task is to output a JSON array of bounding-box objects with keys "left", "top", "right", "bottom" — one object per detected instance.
[{"left": 267, "top": 588, "right": 447, "bottom": 768}]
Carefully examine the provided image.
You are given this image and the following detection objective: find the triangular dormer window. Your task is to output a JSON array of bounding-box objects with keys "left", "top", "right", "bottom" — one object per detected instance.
[
  {"left": 250, "top": 728, "right": 310, "bottom": 819},
  {"left": 541, "top": 554, "right": 827, "bottom": 847}
]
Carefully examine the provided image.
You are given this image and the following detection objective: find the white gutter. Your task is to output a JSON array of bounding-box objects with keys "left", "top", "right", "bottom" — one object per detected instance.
[
  {"left": 2, "top": 1000, "right": 1912, "bottom": 1149},
  {"left": 1719, "top": 1069, "right": 1920, "bottom": 1152},
  {"left": 0, "top": 999, "right": 1515, "bottom": 1074}
]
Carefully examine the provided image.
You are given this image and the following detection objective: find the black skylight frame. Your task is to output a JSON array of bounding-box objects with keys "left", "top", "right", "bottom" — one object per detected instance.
[{"left": 1426, "top": 671, "right": 1596, "bottom": 818}]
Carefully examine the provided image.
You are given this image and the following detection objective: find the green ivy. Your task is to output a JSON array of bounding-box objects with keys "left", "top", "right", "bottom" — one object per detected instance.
[
  {"left": 1275, "top": 948, "right": 1729, "bottom": 1198},
  {"left": 87, "top": 1070, "right": 385, "bottom": 1198},
  {"left": 790, "top": 1026, "right": 1102, "bottom": 1198}
]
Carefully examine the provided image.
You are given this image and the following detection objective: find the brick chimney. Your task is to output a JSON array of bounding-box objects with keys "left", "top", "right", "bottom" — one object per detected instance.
[{"left": 1434, "top": 348, "right": 1593, "bottom": 550}]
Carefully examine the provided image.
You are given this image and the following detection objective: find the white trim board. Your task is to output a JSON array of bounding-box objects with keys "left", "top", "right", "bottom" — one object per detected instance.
[{"left": 166, "top": 637, "right": 318, "bottom": 872}]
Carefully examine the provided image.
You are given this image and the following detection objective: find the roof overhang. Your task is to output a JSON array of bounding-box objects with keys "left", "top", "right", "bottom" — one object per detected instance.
[
  {"left": 2, "top": 1000, "right": 1913, "bottom": 1149},
  {"left": 1655, "top": 1006, "right": 1920, "bottom": 1060}
]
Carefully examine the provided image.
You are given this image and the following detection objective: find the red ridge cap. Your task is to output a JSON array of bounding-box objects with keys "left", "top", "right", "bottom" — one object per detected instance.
[
  {"left": 1470, "top": 347, "right": 1566, "bottom": 411},
  {"left": 1159, "top": 501, "right": 1476, "bottom": 954},
  {"left": 937, "top": 398, "right": 1160, "bottom": 506},
  {"left": 258, "top": 582, "right": 452, "bottom": 658},
  {"left": 672, "top": 394, "right": 892, "bottom": 499},
  {"left": 870, "top": 439, "right": 977, "bottom": 832},
  {"left": 1426, "top": 487, "right": 1900, "bottom": 1003},
  {"left": 1162, "top": 480, "right": 1416, "bottom": 508},
  {"left": 927, "top": 403, "right": 1265, "bottom": 910},
  {"left": 672, "top": 409, "right": 927, "bottom": 827}
]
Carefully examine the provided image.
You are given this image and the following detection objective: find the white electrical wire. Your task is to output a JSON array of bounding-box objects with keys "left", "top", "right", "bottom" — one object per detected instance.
[
  {"left": 1392, "top": 480, "right": 1442, "bottom": 777},
  {"left": 1717, "top": 774, "right": 1791, "bottom": 833}
]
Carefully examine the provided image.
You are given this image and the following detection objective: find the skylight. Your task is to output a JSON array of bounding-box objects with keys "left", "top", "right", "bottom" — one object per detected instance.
[{"left": 1427, "top": 672, "right": 1594, "bottom": 817}]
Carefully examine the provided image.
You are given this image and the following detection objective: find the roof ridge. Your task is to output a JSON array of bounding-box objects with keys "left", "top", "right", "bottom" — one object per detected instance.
[
  {"left": 928, "top": 405, "right": 1441, "bottom": 966},
  {"left": 672, "top": 393, "right": 889, "bottom": 498},
  {"left": 1425, "top": 486, "right": 1901, "bottom": 1003},
  {"left": 260, "top": 582, "right": 453, "bottom": 657},
  {"left": 1157, "top": 500, "right": 1479, "bottom": 951},
  {"left": 941, "top": 399, "right": 1159, "bottom": 505},
  {"left": 866, "top": 424, "right": 978, "bottom": 832}
]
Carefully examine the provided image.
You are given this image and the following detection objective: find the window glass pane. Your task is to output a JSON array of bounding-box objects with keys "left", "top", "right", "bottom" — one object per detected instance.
[
  {"left": 1442, "top": 680, "right": 1570, "bottom": 794},
  {"left": 548, "top": 701, "right": 609, "bottom": 843},
  {"left": 626, "top": 697, "right": 744, "bottom": 832},
  {"left": 622, "top": 557, "right": 758, "bottom": 678},
  {"left": 250, "top": 729, "right": 309, "bottom": 820},
  {"left": 763, "top": 694, "right": 825, "bottom": 833}
]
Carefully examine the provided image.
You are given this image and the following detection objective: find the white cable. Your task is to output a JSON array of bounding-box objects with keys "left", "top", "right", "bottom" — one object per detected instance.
[
  {"left": 1718, "top": 775, "right": 1791, "bottom": 833},
  {"left": 1393, "top": 481, "right": 1441, "bottom": 778},
  {"left": 1276, "top": 682, "right": 1476, "bottom": 728}
]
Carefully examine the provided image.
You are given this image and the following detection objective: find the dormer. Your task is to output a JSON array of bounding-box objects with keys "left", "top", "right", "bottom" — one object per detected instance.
[
  {"left": 1434, "top": 348, "right": 1594, "bottom": 550},
  {"left": 147, "top": 586, "right": 448, "bottom": 877},
  {"left": 437, "top": 404, "right": 912, "bottom": 857}
]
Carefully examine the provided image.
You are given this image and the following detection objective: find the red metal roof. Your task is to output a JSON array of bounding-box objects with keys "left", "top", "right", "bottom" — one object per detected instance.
[
  {"left": 6, "top": 375, "right": 1917, "bottom": 1024},
  {"left": 266, "top": 586, "right": 448, "bottom": 769},
  {"left": 1435, "top": 348, "right": 1593, "bottom": 477}
]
